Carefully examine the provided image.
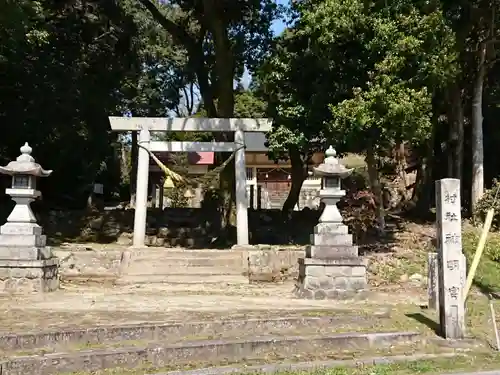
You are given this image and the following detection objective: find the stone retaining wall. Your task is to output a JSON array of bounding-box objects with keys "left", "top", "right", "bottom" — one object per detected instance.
[
  {"left": 53, "top": 248, "right": 122, "bottom": 278},
  {"left": 16, "top": 208, "right": 323, "bottom": 247},
  {"left": 247, "top": 248, "right": 305, "bottom": 282},
  {"left": 52, "top": 245, "right": 307, "bottom": 284}
]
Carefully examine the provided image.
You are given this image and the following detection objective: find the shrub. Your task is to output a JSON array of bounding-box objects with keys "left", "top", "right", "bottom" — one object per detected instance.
[
  {"left": 339, "top": 189, "right": 378, "bottom": 243},
  {"left": 164, "top": 184, "right": 189, "bottom": 208},
  {"left": 462, "top": 228, "right": 500, "bottom": 263},
  {"left": 473, "top": 179, "right": 500, "bottom": 229}
]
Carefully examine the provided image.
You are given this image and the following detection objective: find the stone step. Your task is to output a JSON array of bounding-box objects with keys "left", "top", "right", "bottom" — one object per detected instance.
[
  {"left": 115, "top": 274, "right": 249, "bottom": 285},
  {"left": 0, "top": 312, "right": 391, "bottom": 353},
  {"left": 129, "top": 256, "right": 245, "bottom": 268},
  {"left": 1, "top": 331, "right": 422, "bottom": 375},
  {"left": 150, "top": 353, "right": 460, "bottom": 375},
  {"left": 124, "top": 266, "right": 244, "bottom": 276},
  {"left": 129, "top": 249, "right": 246, "bottom": 261}
]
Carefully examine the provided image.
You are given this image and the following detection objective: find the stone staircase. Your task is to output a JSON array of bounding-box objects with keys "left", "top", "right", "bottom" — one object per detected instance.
[
  {"left": 116, "top": 248, "right": 249, "bottom": 285},
  {"left": 0, "top": 308, "right": 463, "bottom": 375}
]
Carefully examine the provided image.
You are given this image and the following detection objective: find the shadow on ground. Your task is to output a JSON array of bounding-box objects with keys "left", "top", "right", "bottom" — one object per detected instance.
[{"left": 406, "top": 312, "right": 440, "bottom": 336}]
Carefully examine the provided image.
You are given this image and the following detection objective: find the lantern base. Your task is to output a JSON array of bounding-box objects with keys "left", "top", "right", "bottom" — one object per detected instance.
[
  {"left": 295, "top": 257, "right": 368, "bottom": 300},
  {"left": 0, "top": 258, "right": 59, "bottom": 293},
  {"left": 305, "top": 244, "right": 358, "bottom": 258},
  {"left": 0, "top": 221, "right": 53, "bottom": 260},
  {"left": 0, "top": 246, "right": 52, "bottom": 260}
]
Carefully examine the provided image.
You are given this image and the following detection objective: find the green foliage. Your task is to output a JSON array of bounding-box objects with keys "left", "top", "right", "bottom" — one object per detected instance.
[
  {"left": 118, "top": 0, "right": 186, "bottom": 117},
  {"left": 0, "top": 0, "right": 140, "bottom": 207},
  {"left": 259, "top": 0, "right": 457, "bottom": 159},
  {"left": 164, "top": 186, "right": 189, "bottom": 208},
  {"left": 320, "top": 0, "right": 456, "bottom": 152},
  {"left": 463, "top": 229, "right": 500, "bottom": 263},
  {"left": 462, "top": 228, "right": 500, "bottom": 293},
  {"left": 330, "top": 76, "right": 433, "bottom": 152},
  {"left": 137, "top": 0, "right": 283, "bottom": 117},
  {"left": 234, "top": 86, "right": 267, "bottom": 118},
  {"left": 473, "top": 179, "right": 500, "bottom": 228},
  {"left": 340, "top": 189, "right": 378, "bottom": 243}
]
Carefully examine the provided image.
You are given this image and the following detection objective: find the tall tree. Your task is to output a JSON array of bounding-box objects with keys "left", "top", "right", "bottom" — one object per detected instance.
[
  {"left": 135, "top": 0, "right": 281, "bottom": 232},
  {"left": 440, "top": 0, "right": 500, "bottom": 209},
  {"left": 0, "top": 0, "right": 140, "bottom": 207},
  {"left": 259, "top": 0, "right": 457, "bottom": 224}
]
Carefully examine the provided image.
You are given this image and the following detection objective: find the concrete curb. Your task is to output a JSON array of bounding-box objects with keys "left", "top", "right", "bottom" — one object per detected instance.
[
  {"left": 0, "top": 311, "right": 390, "bottom": 351},
  {"left": 0, "top": 331, "right": 420, "bottom": 375},
  {"left": 153, "top": 352, "right": 462, "bottom": 375}
]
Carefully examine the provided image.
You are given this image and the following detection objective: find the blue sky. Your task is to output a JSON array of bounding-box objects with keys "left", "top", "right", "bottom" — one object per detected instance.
[{"left": 272, "top": 0, "right": 289, "bottom": 35}]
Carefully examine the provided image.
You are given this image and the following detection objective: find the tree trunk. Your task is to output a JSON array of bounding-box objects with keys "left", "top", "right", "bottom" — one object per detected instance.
[
  {"left": 411, "top": 109, "right": 440, "bottom": 218},
  {"left": 282, "top": 149, "right": 308, "bottom": 214},
  {"left": 447, "top": 84, "right": 464, "bottom": 181},
  {"left": 412, "top": 156, "right": 433, "bottom": 217},
  {"left": 366, "top": 144, "right": 385, "bottom": 232},
  {"left": 204, "top": 0, "right": 234, "bottom": 117},
  {"left": 130, "top": 131, "right": 138, "bottom": 207},
  {"left": 396, "top": 142, "right": 409, "bottom": 201},
  {"left": 471, "top": 44, "right": 486, "bottom": 210},
  {"left": 138, "top": 0, "right": 237, "bottom": 238},
  {"left": 202, "top": 0, "right": 236, "bottom": 237}
]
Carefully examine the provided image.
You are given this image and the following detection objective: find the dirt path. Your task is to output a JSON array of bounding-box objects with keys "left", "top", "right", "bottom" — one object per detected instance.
[{"left": 0, "top": 281, "right": 426, "bottom": 333}]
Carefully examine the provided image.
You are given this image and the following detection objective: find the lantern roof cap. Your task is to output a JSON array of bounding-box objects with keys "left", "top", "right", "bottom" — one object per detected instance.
[
  {"left": 313, "top": 146, "right": 353, "bottom": 178},
  {"left": 0, "top": 143, "right": 52, "bottom": 177}
]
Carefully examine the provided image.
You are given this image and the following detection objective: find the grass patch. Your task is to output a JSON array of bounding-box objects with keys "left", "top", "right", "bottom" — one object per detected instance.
[
  {"left": 61, "top": 351, "right": 500, "bottom": 375},
  {"left": 462, "top": 227, "right": 500, "bottom": 294},
  {"left": 368, "top": 249, "right": 428, "bottom": 285},
  {"left": 271, "top": 353, "right": 500, "bottom": 375},
  {"left": 368, "top": 224, "right": 500, "bottom": 293}
]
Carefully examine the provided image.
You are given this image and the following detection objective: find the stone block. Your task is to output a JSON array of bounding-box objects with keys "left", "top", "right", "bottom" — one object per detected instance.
[
  {"left": 0, "top": 223, "right": 42, "bottom": 236},
  {"left": 296, "top": 257, "right": 367, "bottom": 300},
  {"left": 0, "top": 258, "right": 59, "bottom": 293},
  {"left": 347, "top": 276, "right": 367, "bottom": 290},
  {"left": 305, "top": 245, "right": 358, "bottom": 258},
  {"left": 299, "top": 257, "right": 365, "bottom": 267},
  {"left": 304, "top": 265, "right": 326, "bottom": 278},
  {"left": 318, "top": 275, "right": 335, "bottom": 289},
  {"left": 324, "top": 266, "right": 353, "bottom": 277},
  {"left": 247, "top": 249, "right": 303, "bottom": 283},
  {"left": 351, "top": 266, "right": 367, "bottom": 277},
  {"left": 311, "top": 233, "right": 353, "bottom": 246},
  {"left": 0, "top": 246, "right": 52, "bottom": 260},
  {"left": 333, "top": 277, "right": 349, "bottom": 289},
  {"left": 314, "top": 223, "right": 348, "bottom": 235},
  {"left": 314, "top": 290, "right": 327, "bottom": 299},
  {"left": 303, "top": 276, "right": 319, "bottom": 289},
  {"left": 0, "top": 234, "right": 46, "bottom": 247}
]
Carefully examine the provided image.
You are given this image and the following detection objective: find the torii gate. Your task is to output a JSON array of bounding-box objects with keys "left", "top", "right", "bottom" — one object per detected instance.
[{"left": 108, "top": 116, "right": 272, "bottom": 247}]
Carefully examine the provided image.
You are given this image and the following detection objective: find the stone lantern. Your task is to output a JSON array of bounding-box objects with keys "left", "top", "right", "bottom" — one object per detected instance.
[
  {"left": 295, "top": 146, "right": 367, "bottom": 300},
  {"left": 314, "top": 146, "right": 352, "bottom": 225},
  {"left": 0, "top": 143, "right": 59, "bottom": 292},
  {"left": 0, "top": 143, "right": 51, "bottom": 226}
]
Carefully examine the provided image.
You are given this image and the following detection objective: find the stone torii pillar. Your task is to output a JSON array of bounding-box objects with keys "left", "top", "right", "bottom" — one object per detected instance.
[
  {"left": 108, "top": 117, "right": 272, "bottom": 247},
  {"left": 133, "top": 128, "right": 151, "bottom": 247}
]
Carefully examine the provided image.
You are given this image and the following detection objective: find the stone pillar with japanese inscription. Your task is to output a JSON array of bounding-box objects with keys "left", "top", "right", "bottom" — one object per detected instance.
[{"left": 436, "top": 178, "right": 466, "bottom": 339}]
